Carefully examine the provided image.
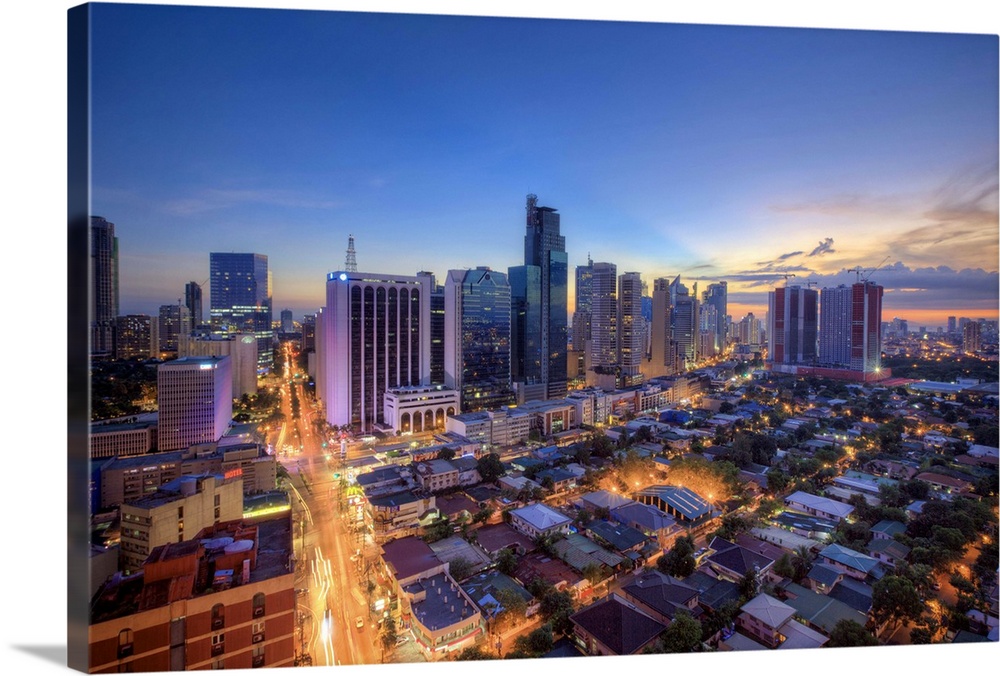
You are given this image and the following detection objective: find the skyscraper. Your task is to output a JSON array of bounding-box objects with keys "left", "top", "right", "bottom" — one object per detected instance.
[
  {"left": 669, "top": 276, "right": 699, "bottom": 369},
  {"left": 319, "top": 270, "right": 431, "bottom": 433},
  {"left": 702, "top": 281, "right": 728, "bottom": 353},
  {"left": 91, "top": 216, "right": 119, "bottom": 359},
  {"left": 617, "top": 271, "right": 643, "bottom": 386},
  {"left": 444, "top": 267, "right": 514, "bottom": 411},
  {"left": 418, "top": 271, "right": 446, "bottom": 386},
  {"left": 184, "top": 281, "right": 203, "bottom": 327},
  {"left": 509, "top": 194, "right": 568, "bottom": 401},
  {"left": 158, "top": 303, "right": 191, "bottom": 357},
  {"left": 768, "top": 285, "right": 818, "bottom": 365},
  {"left": 649, "top": 277, "right": 677, "bottom": 377},
  {"left": 573, "top": 255, "right": 594, "bottom": 352},
  {"left": 819, "top": 285, "right": 852, "bottom": 367},
  {"left": 964, "top": 321, "right": 981, "bottom": 354},
  {"left": 280, "top": 308, "right": 293, "bottom": 333},
  {"left": 209, "top": 252, "right": 273, "bottom": 372},
  {"left": 850, "top": 281, "right": 884, "bottom": 373},
  {"left": 589, "top": 262, "right": 618, "bottom": 374}
]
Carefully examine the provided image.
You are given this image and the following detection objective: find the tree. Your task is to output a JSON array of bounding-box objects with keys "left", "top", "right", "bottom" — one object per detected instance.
[
  {"left": 449, "top": 557, "right": 474, "bottom": 581},
  {"left": 826, "top": 619, "right": 878, "bottom": 648},
  {"left": 436, "top": 447, "right": 456, "bottom": 460},
  {"left": 472, "top": 506, "right": 495, "bottom": 525},
  {"left": 660, "top": 612, "right": 702, "bottom": 653},
  {"left": 872, "top": 575, "right": 923, "bottom": 634},
  {"left": 512, "top": 624, "right": 554, "bottom": 656},
  {"left": 738, "top": 569, "right": 759, "bottom": 601},
  {"left": 494, "top": 587, "right": 528, "bottom": 630},
  {"left": 477, "top": 453, "right": 506, "bottom": 483},
  {"left": 456, "top": 646, "right": 494, "bottom": 660},
  {"left": 539, "top": 589, "right": 575, "bottom": 636},
  {"left": 496, "top": 547, "right": 519, "bottom": 576},
  {"left": 378, "top": 616, "right": 398, "bottom": 660},
  {"left": 658, "top": 535, "right": 696, "bottom": 578}
]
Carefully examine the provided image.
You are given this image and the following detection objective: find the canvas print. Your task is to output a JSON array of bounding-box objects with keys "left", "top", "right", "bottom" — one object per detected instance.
[{"left": 68, "top": 2, "right": 1000, "bottom": 673}]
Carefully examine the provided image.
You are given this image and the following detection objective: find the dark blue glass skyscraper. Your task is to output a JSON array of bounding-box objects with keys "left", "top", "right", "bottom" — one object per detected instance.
[
  {"left": 509, "top": 194, "right": 568, "bottom": 401},
  {"left": 209, "top": 252, "right": 273, "bottom": 372}
]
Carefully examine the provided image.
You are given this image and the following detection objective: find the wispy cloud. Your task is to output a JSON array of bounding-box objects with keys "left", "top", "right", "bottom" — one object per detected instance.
[
  {"left": 808, "top": 237, "right": 835, "bottom": 257},
  {"left": 163, "top": 188, "right": 346, "bottom": 216}
]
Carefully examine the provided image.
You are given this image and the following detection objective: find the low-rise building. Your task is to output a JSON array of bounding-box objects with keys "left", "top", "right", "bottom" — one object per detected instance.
[
  {"left": 509, "top": 503, "right": 572, "bottom": 539},
  {"left": 783, "top": 490, "right": 855, "bottom": 522},
  {"left": 383, "top": 386, "right": 461, "bottom": 435},
  {"left": 88, "top": 516, "right": 295, "bottom": 673},
  {"left": 817, "top": 543, "right": 886, "bottom": 583},
  {"left": 366, "top": 491, "right": 438, "bottom": 544},
  {"left": 119, "top": 474, "right": 244, "bottom": 575},
  {"left": 569, "top": 595, "right": 665, "bottom": 656}
]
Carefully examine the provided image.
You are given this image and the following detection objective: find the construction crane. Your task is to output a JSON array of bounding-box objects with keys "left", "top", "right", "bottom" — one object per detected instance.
[
  {"left": 780, "top": 272, "right": 796, "bottom": 286},
  {"left": 847, "top": 255, "right": 890, "bottom": 283}
]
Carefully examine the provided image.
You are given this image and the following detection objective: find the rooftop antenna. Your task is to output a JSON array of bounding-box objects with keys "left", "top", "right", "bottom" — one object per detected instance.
[{"left": 345, "top": 234, "right": 357, "bottom": 273}]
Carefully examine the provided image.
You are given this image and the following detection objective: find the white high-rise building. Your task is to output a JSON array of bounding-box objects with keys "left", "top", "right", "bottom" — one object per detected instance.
[
  {"left": 156, "top": 356, "right": 233, "bottom": 452},
  {"left": 319, "top": 271, "right": 431, "bottom": 433}
]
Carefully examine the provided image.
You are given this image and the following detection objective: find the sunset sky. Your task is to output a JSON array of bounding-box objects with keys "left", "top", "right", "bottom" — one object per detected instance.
[{"left": 88, "top": 3, "right": 999, "bottom": 329}]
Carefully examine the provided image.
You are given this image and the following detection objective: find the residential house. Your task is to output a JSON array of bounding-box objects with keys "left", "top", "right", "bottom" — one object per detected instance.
[
  {"left": 569, "top": 595, "right": 666, "bottom": 656},
  {"left": 783, "top": 490, "right": 854, "bottom": 522},
  {"left": 735, "top": 593, "right": 828, "bottom": 650},
  {"left": 816, "top": 543, "right": 886, "bottom": 583},
  {"left": 703, "top": 536, "right": 776, "bottom": 584},
  {"left": 508, "top": 503, "right": 572, "bottom": 540},
  {"left": 618, "top": 570, "right": 701, "bottom": 626}
]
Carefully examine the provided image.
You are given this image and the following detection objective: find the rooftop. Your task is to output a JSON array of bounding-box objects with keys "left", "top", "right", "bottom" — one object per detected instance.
[
  {"left": 381, "top": 536, "right": 443, "bottom": 581},
  {"left": 405, "top": 573, "right": 479, "bottom": 632},
  {"left": 510, "top": 503, "right": 571, "bottom": 530},
  {"left": 569, "top": 595, "right": 666, "bottom": 655}
]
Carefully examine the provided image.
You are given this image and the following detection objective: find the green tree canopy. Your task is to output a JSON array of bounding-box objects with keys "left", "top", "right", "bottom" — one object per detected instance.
[
  {"left": 658, "top": 535, "right": 696, "bottom": 578},
  {"left": 477, "top": 453, "right": 506, "bottom": 483},
  {"left": 827, "top": 619, "right": 878, "bottom": 648},
  {"left": 872, "top": 575, "right": 923, "bottom": 634}
]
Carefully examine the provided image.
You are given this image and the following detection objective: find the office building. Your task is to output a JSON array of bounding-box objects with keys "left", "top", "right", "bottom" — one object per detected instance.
[
  {"left": 444, "top": 267, "right": 514, "bottom": 411},
  {"left": 185, "top": 281, "right": 204, "bottom": 327},
  {"left": 301, "top": 314, "right": 316, "bottom": 353},
  {"left": 91, "top": 216, "right": 119, "bottom": 359},
  {"left": 179, "top": 333, "right": 258, "bottom": 398},
  {"left": 768, "top": 285, "right": 818, "bottom": 365},
  {"left": 618, "top": 271, "right": 644, "bottom": 386},
  {"left": 279, "top": 309, "right": 293, "bottom": 334},
  {"left": 210, "top": 252, "right": 273, "bottom": 372},
  {"left": 157, "top": 303, "right": 191, "bottom": 357},
  {"left": 157, "top": 356, "right": 233, "bottom": 452},
  {"left": 509, "top": 194, "right": 568, "bottom": 402},
  {"left": 319, "top": 270, "right": 431, "bottom": 433},
  {"left": 114, "top": 314, "right": 154, "bottom": 360}
]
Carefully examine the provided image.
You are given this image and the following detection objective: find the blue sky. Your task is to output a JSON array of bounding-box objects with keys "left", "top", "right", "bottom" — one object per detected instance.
[{"left": 89, "top": 2, "right": 999, "bottom": 328}]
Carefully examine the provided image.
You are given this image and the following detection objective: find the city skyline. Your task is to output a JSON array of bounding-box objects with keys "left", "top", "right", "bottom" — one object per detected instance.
[{"left": 87, "top": 4, "right": 998, "bottom": 329}]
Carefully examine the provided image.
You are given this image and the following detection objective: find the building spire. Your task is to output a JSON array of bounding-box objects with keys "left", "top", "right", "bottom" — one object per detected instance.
[{"left": 345, "top": 234, "right": 357, "bottom": 272}]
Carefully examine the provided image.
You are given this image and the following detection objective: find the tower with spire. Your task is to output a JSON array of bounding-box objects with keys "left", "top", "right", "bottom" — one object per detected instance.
[{"left": 345, "top": 234, "right": 357, "bottom": 272}]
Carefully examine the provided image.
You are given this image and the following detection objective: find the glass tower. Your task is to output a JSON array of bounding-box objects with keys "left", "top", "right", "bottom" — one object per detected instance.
[
  {"left": 209, "top": 252, "right": 273, "bottom": 372},
  {"left": 445, "top": 267, "right": 514, "bottom": 411},
  {"left": 509, "top": 194, "right": 568, "bottom": 401}
]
